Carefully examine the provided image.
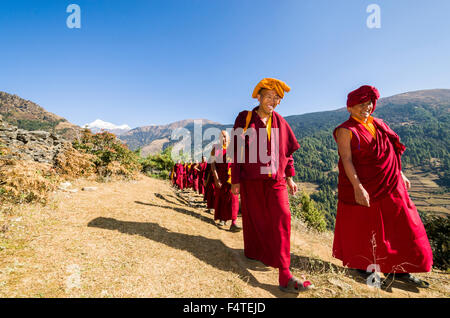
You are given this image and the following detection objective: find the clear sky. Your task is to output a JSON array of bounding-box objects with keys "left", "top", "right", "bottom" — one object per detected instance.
[{"left": 1, "top": 0, "right": 449, "bottom": 128}]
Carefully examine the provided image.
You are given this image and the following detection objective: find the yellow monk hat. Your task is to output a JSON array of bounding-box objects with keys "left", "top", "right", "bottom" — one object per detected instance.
[{"left": 252, "top": 78, "right": 291, "bottom": 99}]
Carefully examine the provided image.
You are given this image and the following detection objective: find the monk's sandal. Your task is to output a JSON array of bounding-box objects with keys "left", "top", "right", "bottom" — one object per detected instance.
[
  {"left": 394, "top": 273, "right": 430, "bottom": 288},
  {"left": 229, "top": 224, "right": 242, "bottom": 232},
  {"left": 279, "top": 276, "right": 314, "bottom": 294}
]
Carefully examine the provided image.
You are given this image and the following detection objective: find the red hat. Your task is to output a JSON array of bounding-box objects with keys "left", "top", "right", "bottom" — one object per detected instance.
[{"left": 347, "top": 85, "right": 380, "bottom": 113}]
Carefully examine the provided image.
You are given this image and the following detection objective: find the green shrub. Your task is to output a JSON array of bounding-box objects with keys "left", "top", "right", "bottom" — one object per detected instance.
[
  {"left": 16, "top": 119, "right": 61, "bottom": 131},
  {"left": 290, "top": 191, "right": 327, "bottom": 233},
  {"left": 72, "top": 129, "right": 141, "bottom": 178},
  {"left": 139, "top": 146, "right": 174, "bottom": 179}
]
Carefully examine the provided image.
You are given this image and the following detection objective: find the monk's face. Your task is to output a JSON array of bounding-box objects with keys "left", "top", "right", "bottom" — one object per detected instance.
[
  {"left": 348, "top": 100, "right": 373, "bottom": 121},
  {"left": 220, "top": 130, "right": 229, "bottom": 146},
  {"left": 257, "top": 89, "right": 281, "bottom": 115}
]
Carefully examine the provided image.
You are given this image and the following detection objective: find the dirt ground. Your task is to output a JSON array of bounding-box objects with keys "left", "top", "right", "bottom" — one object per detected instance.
[{"left": 0, "top": 176, "right": 448, "bottom": 298}]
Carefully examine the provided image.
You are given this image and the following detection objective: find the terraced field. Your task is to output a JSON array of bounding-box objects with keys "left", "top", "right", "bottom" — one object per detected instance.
[{"left": 405, "top": 170, "right": 450, "bottom": 216}]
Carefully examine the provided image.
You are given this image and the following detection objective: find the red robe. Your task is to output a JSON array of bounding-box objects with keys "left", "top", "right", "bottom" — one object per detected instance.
[
  {"left": 183, "top": 164, "right": 188, "bottom": 188},
  {"left": 189, "top": 165, "right": 195, "bottom": 188},
  {"left": 332, "top": 117, "right": 433, "bottom": 273},
  {"left": 198, "top": 162, "right": 207, "bottom": 195},
  {"left": 213, "top": 147, "right": 239, "bottom": 222},
  {"left": 175, "top": 163, "right": 185, "bottom": 190},
  {"left": 231, "top": 108, "right": 300, "bottom": 268},
  {"left": 204, "top": 163, "right": 216, "bottom": 209},
  {"left": 192, "top": 165, "right": 199, "bottom": 192}
]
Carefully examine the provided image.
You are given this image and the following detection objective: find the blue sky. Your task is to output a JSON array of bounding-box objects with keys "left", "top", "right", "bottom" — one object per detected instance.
[{"left": 1, "top": 0, "right": 449, "bottom": 128}]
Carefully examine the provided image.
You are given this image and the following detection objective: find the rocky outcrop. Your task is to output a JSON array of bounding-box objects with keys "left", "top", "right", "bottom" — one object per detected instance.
[{"left": 0, "top": 115, "right": 71, "bottom": 165}]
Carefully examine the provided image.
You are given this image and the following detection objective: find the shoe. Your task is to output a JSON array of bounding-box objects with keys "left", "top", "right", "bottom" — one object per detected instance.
[
  {"left": 216, "top": 221, "right": 225, "bottom": 228},
  {"left": 279, "top": 276, "right": 314, "bottom": 294},
  {"left": 393, "top": 273, "right": 430, "bottom": 288},
  {"left": 229, "top": 223, "right": 242, "bottom": 232}
]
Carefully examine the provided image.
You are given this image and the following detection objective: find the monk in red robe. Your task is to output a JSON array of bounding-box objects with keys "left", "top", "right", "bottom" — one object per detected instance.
[
  {"left": 212, "top": 131, "right": 241, "bottom": 232},
  {"left": 231, "top": 78, "right": 312, "bottom": 293},
  {"left": 333, "top": 85, "right": 433, "bottom": 287},
  {"left": 170, "top": 164, "right": 176, "bottom": 187},
  {"left": 189, "top": 161, "right": 195, "bottom": 189},
  {"left": 183, "top": 162, "right": 189, "bottom": 189},
  {"left": 174, "top": 160, "right": 185, "bottom": 191},
  {"left": 203, "top": 161, "right": 215, "bottom": 213},
  {"left": 191, "top": 160, "right": 200, "bottom": 192},
  {"left": 198, "top": 156, "right": 208, "bottom": 195}
]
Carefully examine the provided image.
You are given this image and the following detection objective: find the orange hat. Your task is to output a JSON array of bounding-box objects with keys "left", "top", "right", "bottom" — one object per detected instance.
[{"left": 252, "top": 78, "right": 291, "bottom": 99}]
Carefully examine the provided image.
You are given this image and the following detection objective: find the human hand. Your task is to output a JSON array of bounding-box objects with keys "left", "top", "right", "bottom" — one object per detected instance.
[
  {"left": 287, "top": 177, "right": 298, "bottom": 195},
  {"left": 354, "top": 184, "right": 370, "bottom": 207},
  {"left": 401, "top": 172, "right": 411, "bottom": 190}
]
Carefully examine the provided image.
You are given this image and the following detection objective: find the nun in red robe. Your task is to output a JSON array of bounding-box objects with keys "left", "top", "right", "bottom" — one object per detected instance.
[
  {"left": 231, "top": 78, "right": 312, "bottom": 293},
  {"left": 183, "top": 163, "right": 188, "bottom": 189},
  {"left": 185, "top": 162, "right": 193, "bottom": 189},
  {"left": 198, "top": 157, "right": 208, "bottom": 195},
  {"left": 175, "top": 162, "right": 185, "bottom": 191},
  {"left": 333, "top": 85, "right": 432, "bottom": 287},
  {"left": 212, "top": 131, "right": 241, "bottom": 232},
  {"left": 192, "top": 161, "right": 200, "bottom": 192},
  {"left": 203, "top": 162, "right": 216, "bottom": 210}
]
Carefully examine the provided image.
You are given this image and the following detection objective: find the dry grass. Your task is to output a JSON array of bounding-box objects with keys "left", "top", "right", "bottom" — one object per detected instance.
[
  {"left": 0, "top": 143, "right": 141, "bottom": 206},
  {"left": 53, "top": 142, "right": 96, "bottom": 179},
  {"left": 0, "top": 176, "right": 449, "bottom": 298},
  {"left": 0, "top": 157, "right": 59, "bottom": 204}
]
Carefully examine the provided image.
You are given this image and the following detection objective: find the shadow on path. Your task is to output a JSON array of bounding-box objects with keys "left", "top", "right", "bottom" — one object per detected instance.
[
  {"left": 135, "top": 200, "right": 216, "bottom": 226},
  {"left": 87, "top": 217, "right": 294, "bottom": 297}
]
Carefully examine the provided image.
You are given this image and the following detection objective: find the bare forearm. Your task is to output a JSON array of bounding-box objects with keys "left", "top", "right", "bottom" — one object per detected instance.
[{"left": 341, "top": 158, "right": 362, "bottom": 188}]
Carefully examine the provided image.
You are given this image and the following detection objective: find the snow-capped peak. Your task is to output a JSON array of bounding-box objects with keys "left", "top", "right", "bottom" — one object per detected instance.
[{"left": 84, "top": 119, "right": 131, "bottom": 131}]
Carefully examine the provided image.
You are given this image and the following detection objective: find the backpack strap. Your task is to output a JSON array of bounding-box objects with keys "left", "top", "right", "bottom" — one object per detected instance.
[
  {"left": 239, "top": 111, "right": 253, "bottom": 163},
  {"left": 244, "top": 110, "right": 252, "bottom": 132}
]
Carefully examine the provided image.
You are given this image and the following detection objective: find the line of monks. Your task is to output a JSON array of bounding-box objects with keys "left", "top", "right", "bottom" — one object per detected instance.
[
  {"left": 170, "top": 159, "right": 207, "bottom": 195},
  {"left": 170, "top": 147, "right": 241, "bottom": 232},
  {"left": 168, "top": 78, "right": 433, "bottom": 294}
]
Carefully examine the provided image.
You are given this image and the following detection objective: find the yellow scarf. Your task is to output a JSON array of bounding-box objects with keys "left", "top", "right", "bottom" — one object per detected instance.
[{"left": 351, "top": 116, "right": 377, "bottom": 139}]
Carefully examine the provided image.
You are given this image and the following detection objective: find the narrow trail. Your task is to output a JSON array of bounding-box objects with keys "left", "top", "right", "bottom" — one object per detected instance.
[{"left": 0, "top": 176, "right": 448, "bottom": 298}]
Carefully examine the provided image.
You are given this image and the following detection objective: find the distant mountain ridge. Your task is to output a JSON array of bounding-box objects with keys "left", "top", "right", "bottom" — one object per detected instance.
[{"left": 119, "top": 119, "right": 223, "bottom": 156}]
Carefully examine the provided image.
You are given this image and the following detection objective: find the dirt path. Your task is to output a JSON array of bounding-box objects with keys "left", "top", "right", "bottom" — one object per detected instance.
[{"left": 0, "top": 176, "right": 448, "bottom": 298}]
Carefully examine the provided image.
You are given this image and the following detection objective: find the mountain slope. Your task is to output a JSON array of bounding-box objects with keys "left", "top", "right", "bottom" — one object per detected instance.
[{"left": 0, "top": 91, "right": 81, "bottom": 140}]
